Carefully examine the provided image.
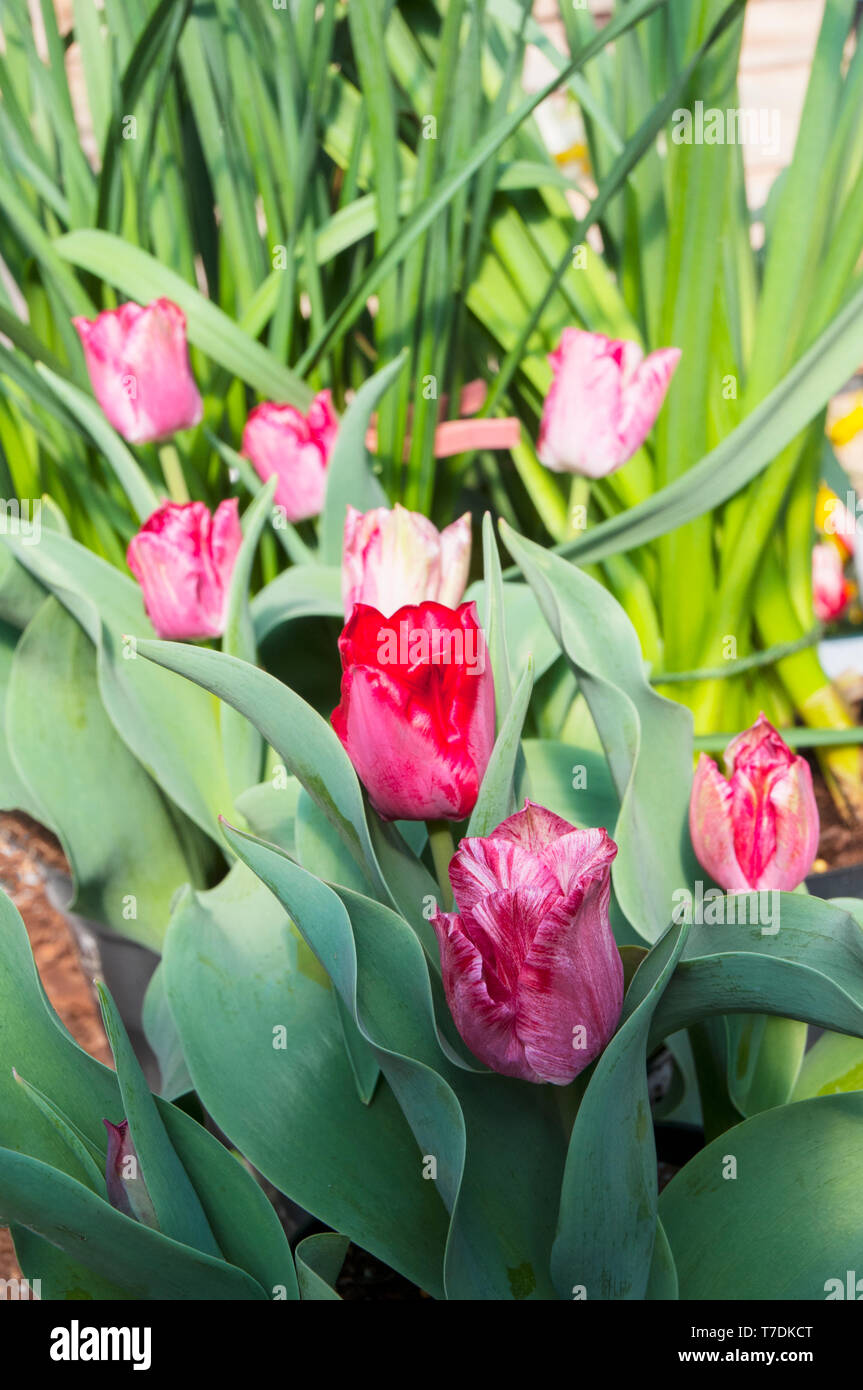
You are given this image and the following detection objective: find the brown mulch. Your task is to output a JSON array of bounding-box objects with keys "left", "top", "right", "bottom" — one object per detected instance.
[
  {"left": 0, "top": 811, "right": 111, "bottom": 1292},
  {"left": 812, "top": 768, "right": 863, "bottom": 871}
]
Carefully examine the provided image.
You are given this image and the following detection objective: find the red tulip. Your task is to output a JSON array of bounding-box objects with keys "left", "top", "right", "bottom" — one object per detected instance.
[
  {"left": 538, "top": 328, "right": 680, "bottom": 477},
  {"left": 73, "top": 298, "right": 203, "bottom": 444},
  {"left": 331, "top": 600, "right": 494, "bottom": 821},
  {"left": 431, "top": 802, "right": 622, "bottom": 1084},
  {"left": 241, "top": 391, "right": 338, "bottom": 522},
  {"left": 127, "top": 499, "right": 242, "bottom": 640},
  {"left": 690, "top": 714, "right": 820, "bottom": 892}
]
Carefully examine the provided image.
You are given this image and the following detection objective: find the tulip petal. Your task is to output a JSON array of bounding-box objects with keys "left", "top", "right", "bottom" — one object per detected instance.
[{"left": 689, "top": 754, "right": 748, "bottom": 891}]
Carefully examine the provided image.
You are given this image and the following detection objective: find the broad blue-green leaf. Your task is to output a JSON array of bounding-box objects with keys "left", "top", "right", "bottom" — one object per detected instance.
[
  {"left": 0, "top": 888, "right": 297, "bottom": 1300},
  {"left": 221, "top": 479, "right": 276, "bottom": 797},
  {"left": 251, "top": 564, "right": 344, "bottom": 644},
  {"left": 0, "top": 528, "right": 234, "bottom": 843},
  {"left": 649, "top": 894, "right": 863, "bottom": 1047},
  {"left": 660, "top": 1094, "right": 863, "bottom": 1298},
  {"left": 136, "top": 638, "right": 390, "bottom": 899},
  {"left": 467, "top": 658, "right": 533, "bottom": 837},
  {"left": 222, "top": 823, "right": 568, "bottom": 1300},
  {"left": 725, "top": 1014, "right": 807, "bottom": 1115},
  {"left": 6, "top": 599, "right": 189, "bottom": 949},
  {"left": 0, "top": 1148, "right": 267, "bottom": 1300},
  {"left": 502, "top": 523, "right": 696, "bottom": 942},
  {"left": 551, "top": 921, "right": 689, "bottom": 1300},
  {"left": 160, "top": 861, "right": 450, "bottom": 1296},
  {"left": 518, "top": 739, "right": 619, "bottom": 832},
  {"left": 141, "top": 964, "right": 194, "bottom": 1101},
  {"left": 295, "top": 1233, "right": 349, "bottom": 1301},
  {"left": 0, "top": 619, "right": 43, "bottom": 818}
]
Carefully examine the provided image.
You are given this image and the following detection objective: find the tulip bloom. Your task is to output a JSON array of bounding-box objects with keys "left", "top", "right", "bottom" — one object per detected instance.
[
  {"left": 242, "top": 391, "right": 338, "bottom": 523},
  {"left": 342, "top": 505, "right": 472, "bottom": 619},
  {"left": 73, "top": 299, "right": 203, "bottom": 445},
  {"left": 538, "top": 328, "right": 680, "bottom": 477},
  {"left": 812, "top": 542, "right": 853, "bottom": 623},
  {"left": 331, "top": 600, "right": 494, "bottom": 821},
  {"left": 127, "top": 498, "right": 242, "bottom": 641},
  {"left": 431, "top": 802, "right": 622, "bottom": 1084},
  {"left": 104, "top": 1120, "right": 158, "bottom": 1228},
  {"left": 690, "top": 714, "right": 819, "bottom": 893}
]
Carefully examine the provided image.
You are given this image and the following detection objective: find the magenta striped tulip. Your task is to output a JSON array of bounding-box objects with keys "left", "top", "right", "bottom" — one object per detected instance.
[{"left": 432, "top": 802, "right": 622, "bottom": 1084}]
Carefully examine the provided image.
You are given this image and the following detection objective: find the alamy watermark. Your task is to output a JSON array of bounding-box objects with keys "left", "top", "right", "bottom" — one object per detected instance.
[
  {"left": 0, "top": 498, "right": 41, "bottom": 545},
  {"left": 376, "top": 617, "right": 485, "bottom": 675},
  {"left": 672, "top": 881, "right": 780, "bottom": 935},
  {"left": 671, "top": 101, "right": 781, "bottom": 158}
]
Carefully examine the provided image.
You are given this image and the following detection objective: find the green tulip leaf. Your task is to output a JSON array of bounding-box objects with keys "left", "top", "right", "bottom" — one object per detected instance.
[
  {"left": 551, "top": 920, "right": 689, "bottom": 1301},
  {"left": 501, "top": 522, "right": 697, "bottom": 943},
  {"left": 660, "top": 1094, "right": 863, "bottom": 1298}
]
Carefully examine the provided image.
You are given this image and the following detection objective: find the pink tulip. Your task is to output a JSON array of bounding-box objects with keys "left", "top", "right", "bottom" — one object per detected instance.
[
  {"left": 73, "top": 298, "right": 203, "bottom": 445},
  {"left": 241, "top": 391, "right": 338, "bottom": 523},
  {"left": 812, "top": 542, "right": 853, "bottom": 623},
  {"left": 103, "top": 1120, "right": 158, "bottom": 1228},
  {"left": 690, "top": 714, "right": 820, "bottom": 893},
  {"left": 126, "top": 499, "right": 242, "bottom": 640},
  {"left": 538, "top": 328, "right": 680, "bottom": 477},
  {"left": 332, "top": 600, "right": 494, "bottom": 821},
  {"left": 342, "top": 505, "right": 472, "bottom": 619},
  {"left": 431, "top": 802, "right": 622, "bottom": 1084}
]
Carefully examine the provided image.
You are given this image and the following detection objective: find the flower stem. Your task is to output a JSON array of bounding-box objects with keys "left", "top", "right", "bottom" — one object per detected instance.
[
  {"left": 427, "top": 819, "right": 455, "bottom": 911},
  {"left": 158, "top": 444, "right": 190, "bottom": 504}
]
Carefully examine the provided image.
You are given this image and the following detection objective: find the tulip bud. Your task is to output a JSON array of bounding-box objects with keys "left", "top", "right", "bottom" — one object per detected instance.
[
  {"left": 103, "top": 1119, "right": 158, "bottom": 1228},
  {"left": 689, "top": 713, "right": 820, "bottom": 893},
  {"left": 241, "top": 391, "right": 338, "bottom": 523},
  {"left": 812, "top": 541, "right": 854, "bottom": 623},
  {"left": 538, "top": 328, "right": 680, "bottom": 478},
  {"left": 342, "top": 505, "right": 472, "bottom": 619},
  {"left": 73, "top": 299, "right": 203, "bottom": 445},
  {"left": 331, "top": 600, "right": 494, "bottom": 821},
  {"left": 127, "top": 498, "right": 242, "bottom": 641},
  {"left": 431, "top": 802, "right": 622, "bottom": 1084}
]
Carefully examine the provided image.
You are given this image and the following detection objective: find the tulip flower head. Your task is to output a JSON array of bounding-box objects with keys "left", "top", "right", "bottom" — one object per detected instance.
[
  {"left": 538, "top": 328, "right": 680, "bottom": 478},
  {"left": 127, "top": 498, "right": 242, "bottom": 641},
  {"left": 332, "top": 599, "right": 494, "bottom": 821},
  {"left": 431, "top": 802, "right": 622, "bottom": 1084},
  {"left": 342, "top": 504, "right": 472, "bottom": 619},
  {"left": 689, "top": 714, "right": 819, "bottom": 893},
  {"left": 242, "top": 390, "right": 338, "bottom": 523},
  {"left": 812, "top": 541, "right": 854, "bottom": 623},
  {"left": 103, "top": 1119, "right": 158, "bottom": 1228},
  {"left": 73, "top": 298, "right": 203, "bottom": 445}
]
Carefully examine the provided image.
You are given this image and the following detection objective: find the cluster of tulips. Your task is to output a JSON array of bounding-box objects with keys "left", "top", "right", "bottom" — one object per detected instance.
[
  {"left": 68, "top": 293, "right": 823, "bottom": 1089},
  {"left": 2, "top": 273, "right": 860, "bottom": 1305}
]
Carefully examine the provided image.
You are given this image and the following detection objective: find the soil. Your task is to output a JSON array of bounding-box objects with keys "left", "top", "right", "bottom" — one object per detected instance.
[
  {"left": 810, "top": 768, "right": 863, "bottom": 872},
  {"left": 2, "top": 772, "right": 862, "bottom": 1301},
  {"left": 0, "top": 811, "right": 112, "bottom": 1295}
]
